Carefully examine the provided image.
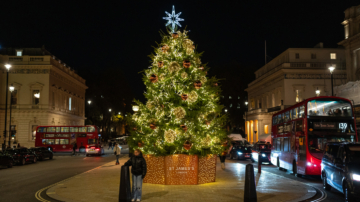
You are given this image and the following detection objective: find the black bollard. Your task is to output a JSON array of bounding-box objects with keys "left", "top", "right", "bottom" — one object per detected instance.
[
  {"left": 244, "top": 164, "right": 257, "bottom": 202},
  {"left": 119, "top": 165, "right": 132, "bottom": 202}
]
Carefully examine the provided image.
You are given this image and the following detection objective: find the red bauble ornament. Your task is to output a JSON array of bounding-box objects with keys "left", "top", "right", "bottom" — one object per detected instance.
[
  {"left": 150, "top": 74, "right": 158, "bottom": 83},
  {"left": 172, "top": 33, "right": 179, "bottom": 39},
  {"left": 214, "top": 83, "right": 218, "bottom": 87},
  {"left": 158, "top": 61, "right": 164, "bottom": 68},
  {"left": 181, "top": 94, "right": 188, "bottom": 101},
  {"left": 183, "top": 141, "right": 192, "bottom": 150},
  {"left": 194, "top": 81, "right": 202, "bottom": 89},
  {"left": 138, "top": 142, "right": 144, "bottom": 147},
  {"left": 183, "top": 60, "right": 191, "bottom": 68},
  {"left": 180, "top": 125, "right": 188, "bottom": 132}
]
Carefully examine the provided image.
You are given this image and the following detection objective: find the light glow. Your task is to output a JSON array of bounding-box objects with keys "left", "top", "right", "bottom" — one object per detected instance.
[
  {"left": 9, "top": 85, "right": 15, "bottom": 92},
  {"left": 262, "top": 153, "right": 266, "bottom": 157},
  {"left": 353, "top": 174, "right": 360, "bottom": 181},
  {"left": 237, "top": 152, "right": 243, "bottom": 155},
  {"left": 163, "top": 5, "right": 184, "bottom": 32},
  {"left": 5, "top": 64, "right": 11, "bottom": 70},
  {"left": 307, "top": 162, "right": 312, "bottom": 166},
  {"left": 328, "top": 66, "right": 335, "bottom": 73}
]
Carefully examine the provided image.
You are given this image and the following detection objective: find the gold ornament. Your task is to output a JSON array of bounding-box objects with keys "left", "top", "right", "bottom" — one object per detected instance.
[
  {"left": 201, "top": 135, "right": 212, "bottom": 147},
  {"left": 159, "top": 73, "right": 165, "bottom": 81},
  {"left": 187, "top": 91, "right": 198, "bottom": 103},
  {"left": 186, "top": 48, "right": 193, "bottom": 55},
  {"left": 173, "top": 107, "right": 186, "bottom": 119},
  {"left": 182, "top": 39, "right": 193, "bottom": 50},
  {"left": 181, "top": 72, "right": 188, "bottom": 79},
  {"left": 146, "top": 101, "right": 155, "bottom": 109},
  {"left": 164, "top": 129, "right": 176, "bottom": 143},
  {"left": 168, "top": 61, "right": 181, "bottom": 73},
  {"left": 200, "top": 76, "right": 207, "bottom": 84}
]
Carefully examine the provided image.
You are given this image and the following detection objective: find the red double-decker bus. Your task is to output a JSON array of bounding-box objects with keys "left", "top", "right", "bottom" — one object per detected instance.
[
  {"left": 271, "top": 96, "right": 358, "bottom": 176},
  {"left": 35, "top": 125, "right": 101, "bottom": 152}
]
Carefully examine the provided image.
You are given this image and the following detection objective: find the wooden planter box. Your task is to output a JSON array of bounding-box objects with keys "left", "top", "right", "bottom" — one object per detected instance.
[{"left": 143, "top": 154, "right": 217, "bottom": 185}]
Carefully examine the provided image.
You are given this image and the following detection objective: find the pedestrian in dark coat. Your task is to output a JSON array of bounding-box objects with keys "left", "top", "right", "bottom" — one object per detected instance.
[
  {"left": 124, "top": 149, "right": 147, "bottom": 201},
  {"left": 72, "top": 143, "right": 77, "bottom": 156}
]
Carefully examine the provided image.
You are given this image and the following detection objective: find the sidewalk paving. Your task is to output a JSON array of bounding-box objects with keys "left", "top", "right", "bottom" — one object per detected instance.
[{"left": 47, "top": 157, "right": 316, "bottom": 202}]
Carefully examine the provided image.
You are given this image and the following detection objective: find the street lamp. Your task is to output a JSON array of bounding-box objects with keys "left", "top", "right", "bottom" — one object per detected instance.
[
  {"left": 329, "top": 66, "right": 335, "bottom": 96},
  {"left": 224, "top": 109, "right": 228, "bottom": 113},
  {"left": 118, "top": 112, "right": 121, "bottom": 115},
  {"left": 245, "top": 101, "right": 248, "bottom": 106},
  {"left": 315, "top": 88, "right": 320, "bottom": 97},
  {"left": 109, "top": 108, "right": 112, "bottom": 112},
  {"left": 3, "top": 64, "right": 11, "bottom": 150},
  {"left": 132, "top": 105, "right": 139, "bottom": 112},
  {"left": 87, "top": 100, "right": 91, "bottom": 105},
  {"left": 8, "top": 84, "right": 14, "bottom": 148}
]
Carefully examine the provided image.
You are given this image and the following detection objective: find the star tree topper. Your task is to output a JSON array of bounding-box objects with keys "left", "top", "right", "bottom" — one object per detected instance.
[{"left": 163, "top": 5, "right": 184, "bottom": 32}]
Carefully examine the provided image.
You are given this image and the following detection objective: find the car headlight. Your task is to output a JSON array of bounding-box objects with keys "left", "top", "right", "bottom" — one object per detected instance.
[
  {"left": 262, "top": 154, "right": 266, "bottom": 157},
  {"left": 237, "top": 152, "right": 243, "bottom": 155},
  {"left": 353, "top": 174, "right": 360, "bottom": 181}
]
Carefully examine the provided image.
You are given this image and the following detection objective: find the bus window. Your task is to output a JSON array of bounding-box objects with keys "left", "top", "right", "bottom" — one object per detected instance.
[
  {"left": 60, "top": 139, "right": 69, "bottom": 144},
  {"left": 61, "top": 127, "right": 69, "bottom": 132},
  {"left": 55, "top": 139, "right": 60, "bottom": 144},
  {"left": 284, "top": 111, "right": 290, "bottom": 122},
  {"left": 277, "top": 114, "right": 282, "bottom": 124},
  {"left": 273, "top": 116, "right": 277, "bottom": 125},
  {"left": 284, "top": 138, "right": 289, "bottom": 152},
  {"left": 79, "top": 127, "right": 86, "bottom": 132},
  {"left": 70, "top": 127, "right": 79, "bottom": 132},
  {"left": 296, "top": 120, "right": 303, "bottom": 132},
  {"left": 37, "top": 127, "right": 46, "bottom": 132},
  {"left": 87, "top": 126, "right": 95, "bottom": 132},
  {"left": 42, "top": 139, "right": 55, "bottom": 145},
  {"left": 88, "top": 139, "right": 97, "bottom": 144},
  {"left": 47, "top": 127, "right": 56, "bottom": 132},
  {"left": 276, "top": 138, "right": 281, "bottom": 151},
  {"left": 299, "top": 136, "right": 306, "bottom": 161},
  {"left": 307, "top": 99, "right": 353, "bottom": 117},
  {"left": 292, "top": 108, "right": 298, "bottom": 119},
  {"left": 45, "top": 134, "right": 55, "bottom": 137},
  {"left": 56, "top": 127, "right": 61, "bottom": 132},
  {"left": 299, "top": 105, "right": 305, "bottom": 118}
]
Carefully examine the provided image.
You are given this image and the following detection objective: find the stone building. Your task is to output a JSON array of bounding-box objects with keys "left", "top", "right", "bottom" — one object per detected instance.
[
  {"left": 244, "top": 45, "right": 346, "bottom": 143},
  {"left": 0, "top": 48, "right": 87, "bottom": 148},
  {"left": 334, "top": 4, "right": 360, "bottom": 132}
]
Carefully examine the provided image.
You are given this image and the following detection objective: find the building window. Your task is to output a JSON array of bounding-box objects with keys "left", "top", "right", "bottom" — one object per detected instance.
[
  {"left": 229, "top": 96, "right": 232, "bottom": 99},
  {"left": 69, "top": 97, "right": 72, "bottom": 111},
  {"left": 237, "top": 103, "right": 240, "bottom": 109},
  {"left": 330, "top": 53, "right": 336, "bottom": 60},
  {"left": 311, "top": 54, "right": 316, "bottom": 59},
  {"left": 11, "top": 90, "right": 17, "bottom": 105},
  {"left": 33, "top": 90, "right": 40, "bottom": 105},
  {"left": 264, "top": 125, "right": 269, "bottom": 134},
  {"left": 230, "top": 104, "right": 233, "bottom": 108},
  {"left": 295, "top": 53, "right": 299, "bottom": 59},
  {"left": 16, "top": 50, "right": 23, "bottom": 56},
  {"left": 32, "top": 125, "right": 38, "bottom": 140}
]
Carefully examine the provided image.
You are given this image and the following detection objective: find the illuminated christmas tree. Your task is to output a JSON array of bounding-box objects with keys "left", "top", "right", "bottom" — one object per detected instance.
[{"left": 128, "top": 7, "right": 227, "bottom": 157}]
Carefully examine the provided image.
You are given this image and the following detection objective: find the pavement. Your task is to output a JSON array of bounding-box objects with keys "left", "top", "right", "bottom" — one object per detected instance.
[{"left": 45, "top": 157, "right": 317, "bottom": 202}]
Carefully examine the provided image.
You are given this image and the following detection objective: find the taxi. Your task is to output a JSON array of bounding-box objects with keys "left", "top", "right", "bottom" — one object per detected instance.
[{"left": 86, "top": 144, "right": 104, "bottom": 156}]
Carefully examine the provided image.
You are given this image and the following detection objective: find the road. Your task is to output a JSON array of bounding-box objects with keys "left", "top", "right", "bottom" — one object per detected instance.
[
  {"left": 0, "top": 151, "right": 126, "bottom": 202},
  {"left": 228, "top": 158, "right": 345, "bottom": 202}
]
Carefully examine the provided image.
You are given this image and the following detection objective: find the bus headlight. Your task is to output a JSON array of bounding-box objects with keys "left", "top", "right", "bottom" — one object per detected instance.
[
  {"left": 353, "top": 174, "right": 360, "bottom": 181},
  {"left": 307, "top": 162, "right": 312, "bottom": 166}
]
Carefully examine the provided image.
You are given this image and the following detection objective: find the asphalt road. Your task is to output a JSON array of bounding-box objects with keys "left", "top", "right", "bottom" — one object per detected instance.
[
  {"left": 228, "top": 158, "right": 345, "bottom": 202},
  {"left": 0, "top": 153, "right": 122, "bottom": 202}
]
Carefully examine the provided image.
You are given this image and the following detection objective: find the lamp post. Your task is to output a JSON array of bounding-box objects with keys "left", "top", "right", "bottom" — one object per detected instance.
[
  {"left": 3, "top": 64, "right": 11, "bottom": 150},
  {"left": 8, "top": 84, "right": 14, "bottom": 148},
  {"left": 315, "top": 88, "right": 320, "bottom": 97},
  {"left": 329, "top": 66, "right": 335, "bottom": 96}
]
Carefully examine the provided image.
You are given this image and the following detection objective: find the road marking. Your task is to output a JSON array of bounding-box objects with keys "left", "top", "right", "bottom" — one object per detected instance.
[{"left": 35, "top": 155, "right": 127, "bottom": 202}]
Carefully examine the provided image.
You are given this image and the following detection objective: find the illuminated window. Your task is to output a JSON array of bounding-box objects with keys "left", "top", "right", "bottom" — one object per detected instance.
[
  {"left": 330, "top": 53, "right": 336, "bottom": 60},
  {"left": 264, "top": 125, "right": 269, "bottom": 134},
  {"left": 16, "top": 50, "right": 23, "bottom": 56},
  {"left": 238, "top": 96, "right": 240, "bottom": 99},
  {"left": 33, "top": 90, "right": 40, "bottom": 105},
  {"left": 230, "top": 104, "right": 233, "bottom": 108}
]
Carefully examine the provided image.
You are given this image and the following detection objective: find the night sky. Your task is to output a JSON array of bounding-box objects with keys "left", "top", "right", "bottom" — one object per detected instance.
[{"left": 0, "top": 0, "right": 359, "bottom": 101}]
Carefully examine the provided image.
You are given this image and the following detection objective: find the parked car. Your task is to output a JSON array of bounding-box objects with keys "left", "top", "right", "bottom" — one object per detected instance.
[
  {"left": 29, "top": 147, "right": 53, "bottom": 160},
  {"left": 86, "top": 144, "right": 104, "bottom": 156},
  {"left": 0, "top": 151, "right": 14, "bottom": 168},
  {"left": 5, "top": 147, "right": 37, "bottom": 165},
  {"left": 229, "top": 142, "right": 252, "bottom": 160},
  {"left": 321, "top": 142, "right": 360, "bottom": 202},
  {"left": 251, "top": 142, "right": 272, "bottom": 164}
]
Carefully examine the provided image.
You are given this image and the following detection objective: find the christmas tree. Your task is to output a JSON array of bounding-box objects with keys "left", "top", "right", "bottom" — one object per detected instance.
[{"left": 128, "top": 28, "right": 228, "bottom": 157}]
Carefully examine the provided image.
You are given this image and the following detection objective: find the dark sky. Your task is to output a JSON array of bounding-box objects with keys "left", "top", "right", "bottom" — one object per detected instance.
[{"left": 0, "top": 0, "right": 358, "bottom": 100}]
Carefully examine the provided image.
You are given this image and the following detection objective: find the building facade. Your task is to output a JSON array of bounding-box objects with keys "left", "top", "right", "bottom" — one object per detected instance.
[
  {"left": 0, "top": 48, "right": 87, "bottom": 148},
  {"left": 334, "top": 4, "right": 360, "bottom": 132},
  {"left": 245, "top": 46, "right": 346, "bottom": 143}
]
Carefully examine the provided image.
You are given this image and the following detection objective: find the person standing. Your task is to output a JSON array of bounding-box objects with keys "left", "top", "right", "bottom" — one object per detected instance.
[
  {"left": 17, "top": 143, "right": 21, "bottom": 148},
  {"left": 124, "top": 149, "right": 147, "bottom": 202},
  {"left": 72, "top": 142, "right": 77, "bottom": 156},
  {"left": 115, "top": 143, "right": 121, "bottom": 165}
]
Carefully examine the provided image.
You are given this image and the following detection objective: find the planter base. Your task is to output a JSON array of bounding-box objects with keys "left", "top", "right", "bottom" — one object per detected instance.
[{"left": 143, "top": 154, "right": 217, "bottom": 185}]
